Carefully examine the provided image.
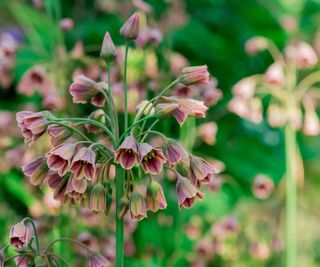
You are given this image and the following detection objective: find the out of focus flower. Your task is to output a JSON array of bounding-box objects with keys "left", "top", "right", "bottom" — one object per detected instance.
[
  {"left": 136, "top": 28, "right": 162, "bottom": 47},
  {"left": 232, "top": 78, "right": 256, "bottom": 98},
  {"left": 212, "top": 216, "right": 239, "bottom": 239},
  {"left": 196, "top": 238, "right": 214, "bottom": 258},
  {"left": 303, "top": 108, "right": 320, "bottom": 136},
  {"left": 179, "top": 65, "right": 209, "bottom": 86},
  {"left": 245, "top": 36, "right": 268, "bottom": 55},
  {"left": 138, "top": 143, "right": 166, "bottom": 174},
  {"left": 15, "top": 255, "right": 31, "bottom": 267},
  {"left": 48, "top": 124, "right": 72, "bottom": 145},
  {"left": 22, "top": 156, "right": 48, "bottom": 185},
  {"left": 129, "top": 192, "right": 147, "bottom": 220},
  {"left": 155, "top": 103, "right": 179, "bottom": 119},
  {"left": 250, "top": 242, "right": 270, "bottom": 260},
  {"left": 198, "top": 122, "right": 217, "bottom": 145},
  {"left": 162, "top": 138, "right": 186, "bottom": 165},
  {"left": 176, "top": 175, "right": 201, "bottom": 209},
  {"left": 85, "top": 109, "right": 107, "bottom": 133},
  {"left": 100, "top": 32, "right": 117, "bottom": 62},
  {"left": 252, "top": 174, "right": 274, "bottom": 199},
  {"left": 90, "top": 184, "right": 107, "bottom": 213},
  {"left": 114, "top": 135, "right": 139, "bottom": 169},
  {"left": 146, "top": 181, "right": 167, "bottom": 212},
  {"left": 133, "top": 0, "right": 152, "bottom": 13},
  {"left": 88, "top": 251, "right": 110, "bottom": 267},
  {"left": 60, "top": 18, "right": 74, "bottom": 31},
  {"left": 264, "top": 62, "right": 285, "bottom": 86},
  {"left": 296, "top": 42, "right": 318, "bottom": 69},
  {"left": 280, "top": 16, "right": 297, "bottom": 33},
  {"left": 71, "top": 147, "right": 96, "bottom": 181},
  {"left": 120, "top": 12, "right": 140, "bottom": 40},
  {"left": 9, "top": 222, "right": 31, "bottom": 250},
  {"left": 168, "top": 52, "right": 188, "bottom": 75},
  {"left": 16, "top": 111, "right": 48, "bottom": 144},
  {"left": 267, "top": 104, "right": 287, "bottom": 128}
]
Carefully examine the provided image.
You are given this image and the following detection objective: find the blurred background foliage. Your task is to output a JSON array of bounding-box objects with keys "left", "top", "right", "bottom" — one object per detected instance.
[{"left": 1, "top": 0, "right": 320, "bottom": 266}]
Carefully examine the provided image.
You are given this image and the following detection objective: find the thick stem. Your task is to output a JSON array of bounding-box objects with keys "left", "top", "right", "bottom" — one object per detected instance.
[
  {"left": 285, "top": 124, "right": 297, "bottom": 267},
  {"left": 123, "top": 42, "right": 129, "bottom": 130},
  {"left": 115, "top": 165, "right": 125, "bottom": 267}
]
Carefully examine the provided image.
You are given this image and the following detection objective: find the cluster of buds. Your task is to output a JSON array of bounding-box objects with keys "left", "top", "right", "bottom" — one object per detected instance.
[
  {"left": 17, "top": 12, "right": 218, "bottom": 222},
  {"left": 229, "top": 36, "right": 320, "bottom": 136},
  {"left": 0, "top": 217, "right": 110, "bottom": 266}
]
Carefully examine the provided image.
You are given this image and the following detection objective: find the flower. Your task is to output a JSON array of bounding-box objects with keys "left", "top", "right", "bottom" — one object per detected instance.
[
  {"left": 71, "top": 147, "right": 96, "bottom": 181},
  {"left": 115, "top": 135, "right": 139, "bottom": 169},
  {"left": 264, "top": 62, "right": 285, "bottom": 86},
  {"left": 89, "top": 184, "right": 107, "bottom": 213},
  {"left": 189, "top": 156, "right": 217, "bottom": 186},
  {"left": 250, "top": 242, "right": 270, "bottom": 260},
  {"left": 232, "top": 78, "right": 256, "bottom": 98},
  {"left": 161, "top": 96, "right": 208, "bottom": 125},
  {"left": 296, "top": 42, "right": 318, "bottom": 69},
  {"left": 16, "top": 111, "right": 48, "bottom": 144},
  {"left": 9, "top": 222, "right": 31, "bottom": 250},
  {"left": 129, "top": 192, "right": 147, "bottom": 220},
  {"left": 155, "top": 103, "right": 180, "bottom": 119},
  {"left": 85, "top": 109, "right": 107, "bottom": 133},
  {"left": 47, "top": 143, "right": 76, "bottom": 176},
  {"left": 245, "top": 36, "right": 268, "bottom": 55},
  {"left": 198, "top": 122, "right": 218, "bottom": 145},
  {"left": 15, "top": 255, "right": 31, "bottom": 267},
  {"left": 22, "top": 156, "right": 48, "bottom": 185},
  {"left": 176, "top": 175, "right": 203, "bottom": 208},
  {"left": 100, "top": 32, "right": 117, "bottom": 62},
  {"left": 179, "top": 65, "right": 209, "bottom": 86},
  {"left": 88, "top": 251, "right": 110, "bottom": 267},
  {"left": 69, "top": 75, "right": 106, "bottom": 107},
  {"left": 120, "top": 12, "right": 140, "bottom": 40},
  {"left": 162, "top": 138, "right": 186, "bottom": 165},
  {"left": 135, "top": 28, "right": 162, "bottom": 47},
  {"left": 60, "top": 18, "right": 74, "bottom": 31},
  {"left": 267, "top": 104, "right": 287, "bottom": 128},
  {"left": 252, "top": 174, "right": 274, "bottom": 199},
  {"left": 47, "top": 124, "right": 72, "bottom": 145},
  {"left": 303, "top": 109, "right": 320, "bottom": 136},
  {"left": 138, "top": 143, "right": 166, "bottom": 174},
  {"left": 146, "top": 181, "right": 167, "bottom": 212}
]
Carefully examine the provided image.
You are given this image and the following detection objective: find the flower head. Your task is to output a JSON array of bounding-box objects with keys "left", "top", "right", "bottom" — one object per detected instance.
[
  {"left": 146, "top": 181, "right": 167, "bottom": 212},
  {"left": 16, "top": 111, "right": 48, "bottom": 144},
  {"left": 88, "top": 251, "right": 110, "bottom": 267},
  {"left": 129, "top": 192, "right": 147, "bottom": 220},
  {"left": 47, "top": 143, "right": 76, "bottom": 176},
  {"left": 190, "top": 156, "right": 217, "bottom": 186},
  {"left": 138, "top": 143, "right": 166, "bottom": 174},
  {"left": 47, "top": 124, "right": 72, "bottom": 146},
  {"left": 114, "top": 135, "right": 139, "bottom": 169},
  {"left": 89, "top": 184, "right": 107, "bottom": 213},
  {"left": 9, "top": 222, "right": 31, "bottom": 250},
  {"left": 162, "top": 138, "right": 187, "bottom": 165},
  {"left": 252, "top": 174, "right": 274, "bottom": 199},
  {"left": 22, "top": 156, "right": 49, "bottom": 185},
  {"left": 176, "top": 175, "right": 202, "bottom": 209},
  {"left": 120, "top": 12, "right": 140, "bottom": 40},
  {"left": 100, "top": 32, "right": 117, "bottom": 62},
  {"left": 71, "top": 147, "right": 96, "bottom": 180},
  {"left": 179, "top": 65, "right": 209, "bottom": 86}
]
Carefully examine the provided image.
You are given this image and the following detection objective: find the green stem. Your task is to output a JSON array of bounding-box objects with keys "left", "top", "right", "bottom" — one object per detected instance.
[
  {"left": 115, "top": 165, "right": 125, "bottom": 267},
  {"left": 124, "top": 42, "right": 129, "bottom": 130},
  {"left": 48, "top": 121, "right": 91, "bottom": 142},
  {"left": 285, "top": 124, "right": 297, "bottom": 267},
  {"left": 22, "top": 217, "right": 40, "bottom": 253},
  {"left": 140, "top": 119, "right": 160, "bottom": 142}
]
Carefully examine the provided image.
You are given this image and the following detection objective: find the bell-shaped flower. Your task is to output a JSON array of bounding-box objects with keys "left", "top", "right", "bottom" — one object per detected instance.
[
  {"left": 88, "top": 251, "right": 110, "bottom": 267},
  {"left": 71, "top": 147, "right": 96, "bottom": 181},
  {"left": 264, "top": 62, "right": 285, "bottom": 86},
  {"left": 47, "top": 124, "right": 72, "bottom": 146},
  {"left": 296, "top": 42, "right": 318, "bottom": 69},
  {"left": 129, "top": 192, "right": 147, "bottom": 220},
  {"left": 176, "top": 175, "right": 202, "bottom": 209},
  {"left": 146, "top": 181, "right": 167, "bottom": 212},
  {"left": 189, "top": 156, "right": 217, "bottom": 186},
  {"left": 138, "top": 143, "right": 166, "bottom": 174},
  {"left": 114, "top": 135, "right": 139, "bottom": 169},
  {"left": 22, "top": 156, "right": 49, "bottom": 185},
  {"left": 9, "top": 222, "right": 31, "bottom": 250},
  {"left": 162, "top": 138, "right": 187, "bottom": 165},
  {"left": 89, "top": 184, "right": 107, "bottom": 213}
]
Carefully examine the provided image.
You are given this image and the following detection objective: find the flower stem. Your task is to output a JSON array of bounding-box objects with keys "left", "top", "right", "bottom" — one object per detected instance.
[
  {"left": 22, "top": 217, "right": 40, "bottom": 253},
  {"left": 115, "top": 165, "right": 125, "bottom": 267},
  {"left": 285, "top": 123, "right": 297, "bottom": 267},
  {"left": 124, "top": 41, "right": 129, "bottom": 130}
]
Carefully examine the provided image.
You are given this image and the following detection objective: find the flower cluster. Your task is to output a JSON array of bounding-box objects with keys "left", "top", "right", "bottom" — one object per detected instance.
[
  {"left": 17, "top": 12, "right": 218, "bottom": 222},
  {"left": 229, "top": 36, "right": 320, "bottom": 136}
]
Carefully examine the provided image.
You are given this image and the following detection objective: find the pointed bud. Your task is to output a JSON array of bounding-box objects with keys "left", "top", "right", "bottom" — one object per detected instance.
[
  {"left": 155, "top": 103, "right": 179, "bottom": 119},
  {"left": 89, "top": 184, "right": 107, "bottom": 213},
  {"left": 146, "top": 181, "right": 167, "bottom": 212},
  {"left": 120, "top": 12, "right": 140, "bottom": 40},
  {"left": 100, "top": 32, "right": 117, "bottom": 62},
  {"left": 129, "top": 192, "right": 147, "bottom": 220},
  {"left": 179, "top": 65, "right": 209, "bottom": 86}
]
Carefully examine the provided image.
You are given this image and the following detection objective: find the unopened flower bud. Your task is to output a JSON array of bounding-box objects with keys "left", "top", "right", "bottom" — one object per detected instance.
[
  {"left": 179, "top": 65, "right": 209, "bottom": 86},
  {"left": 100, "top": 32, "right": 117, "bottom": 62},
  {"left": 129, "top": 192, "right": 147, "bottom": 220},
  {"left": 245, "top": 36, "right": 268, "bottom": 55},
  {"left": 136, "top": 100, "right": 155, "bottom": 117},
  {"left": 155, "top": 103, "right": 179, "bottom": 119},
  {"left": 303, "top": 109, "right": 320, "bottom": 136},
  {"left": 120, "top": 12, "right": 140, "bottom": 40},
  {"left": 89, "top": 184, "right": 107, "bottom": 213},
  {"left": 22, "top": 156, "right": 49, "bottom": 186},
  {"left": 146, "top": 181, "right": 167, "bottom": 212},
  {"left": 264, "top": 62, "right": 285, "bottom": 86}
]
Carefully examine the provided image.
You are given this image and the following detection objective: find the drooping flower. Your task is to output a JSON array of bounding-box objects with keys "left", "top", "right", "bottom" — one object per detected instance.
[
  {"left": 15, "top": 255, "right": 31, "bottom": 267},
  {"left": 160, "top": 96, "right": 208, "bottom": 125},
  {"left": 16, "top": 111, "right": 49, "bottom": 144},
  {"left": 100, "top": 32, "right": 117, "bottom": 62},
  {"left": 303, "top": 108, "right": 320, "bottom": 136},
  {"left": 179, "top": 65, "right": 209, "bottom": 86},
  {"left": 89, "top": 184, "right": 107, "bottom": 213},
  {"left": 198, "top": 122, "right": 218, "bottom": 145},
  {"left": 189, "top": 156, "right": 217, "bottom": 186},
  {"left": 176, "top": 175, "right": 202, "bottom": 209},
  {"left": 120, "top": 12, "right": 140, "bottom": 40},
  {"left": 252, "top": 174, "right": 274, "bottom": 199},
  {"left": 22, "top": 156, "right": 49, "bottom": 186},
  {"left": 114, "top": 135, "right": 139, "bottom": 169},
  {"left": 71, "top": 147, "right": 96, "bottom": 180},
  {"left": 296, "top": 42, "right": 318, "bottom": 69},
  {"left": 264, "top": 62, "right": 285, "bottom": 86},
  {"left": 47, "top": 124, "right": 72, "bottom": 146},
  {"left": 162, "top": 138, "right": 187, "bottom": 165},
  {"left": 138, "top": 143, "right": 166, "bottom": 174},
  {"left": 155, "top": 103, "right": 179, "bottom": 119},
  {"left": 47, "top": 143, "right": 76, "bottom": 176},
  {"left": 267, "top": 104, "right": 287, "bottom": 128},
  {"left": 245, "top": 36, "right": 268, "bottom": 55},
  {"left": 129, "top": 192, "right": 147, "bottom": 220},
  {"left": 9, "top": 222, "right": 31, "bottom": 250},
  {"left": 232, "top": 78, "right": 256, "bottom": 99},
  {"left": 146, "top": 181, "right": 167, "bottom": 212},
  {"left": 88, "top": 251, "right": 110, "bottom": 267}
]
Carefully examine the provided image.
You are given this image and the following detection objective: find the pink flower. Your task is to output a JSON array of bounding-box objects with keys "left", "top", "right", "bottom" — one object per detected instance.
[
  {"left": 176, "top": 175, "right": 203, "bottom": 209},
  {"left": 138, "top": 143, "right": 166, "bottom": 174},
  {"left": 161, "top": 96, "right": 208, "bottom": 125},
  {"left": 303, "top": 109, "right": 320, "bottom": 136},
  {"left": 136, "top": 28, "right": 162, "bottom": 47},
  {"left": 245, "top": 36, "right": 268, "bottom": 55},
  {"left": 114, "top": 135, "right": 139, "bottom": 169},
  {"left": 89, "top": 184, "right": 107, "bottom": 213},
  {"left": 267, "top": 104, "right": 287, "bottom": 128},
  {"left": 162, "top": 138, "right": 186, "bottom": 165},
  {"left": 189, "top": 156, "right": 217, "bottom": 186},
  {"left": 47, "top": 173, "right": 69, "bottom": 201},
  {"left": 9, "top": 222, "right": 31, "bottom": 250},
  {"left": 264, "top": 62, "right": 285, "bottom": 86},
  {"left": 47, "top": 143, "right": 76, "bottom": 176},
  {"left": 179, "top": 65, "right": 209, "bottom": 86},
  {"left": 296, "top": 42, "right": 318, "bottom": 69},
  {"left": 60, "top": 18, "right": 74, "bottom": 31},
  {"left": 15, "top": 255, "right": 31, "bottom": 267},
  {"left": 16, "top": 111, "right": 48, "bottom": 144},
  {"left": 22, "top": 156, "right": 48, "bottom": 185},
  {"left": 155, "top": 103, "right": 179, "bottom": 119},
  {"left": 198, "top": 122, "right": 218, "bottom": 145},
  {"left": 65, "top": 176, "right": 87, "bottom": 199},
  {"left": 252, "top": 174, "right": 274, "bottom": 199},
  {"left": 120, "top": 12, "right": 140, "bottom": 40},
  {"left": 88, "top": 251, "right": 110, "bottom": 267},
  {"left": 232, "top": 78, "right": 256, "bottom": 98},
  {"left": 71, "top": 147, "right": 96, "bottom": 180},
  {"left": 250, "top": 242, "right": 270, "bottom": 260},
  {"left": 100, "top": 32, "right": 117, "bottom": 62},
  {"left": 146, "top": 181, "right": 167, "bottom": 212},
  {"left": 129, "top": 192, "right": 147, "bottom": 220},
  {"left": 69, "top": 75, "right": 106, "bottom": 107},
  {"left": 47, "top": 124, "right": 72, "bottom": 145}
]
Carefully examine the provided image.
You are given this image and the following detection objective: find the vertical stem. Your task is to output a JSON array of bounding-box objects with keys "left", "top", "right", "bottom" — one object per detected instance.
[
  {"left": 285, "top": 123, "right": 297, "bottom": 267},
  {"left": 123, "top": 42, "right": 129, "bottom": 130},
  {"left": 115, "top": 164, "right": 125, "bottom": 267}
]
